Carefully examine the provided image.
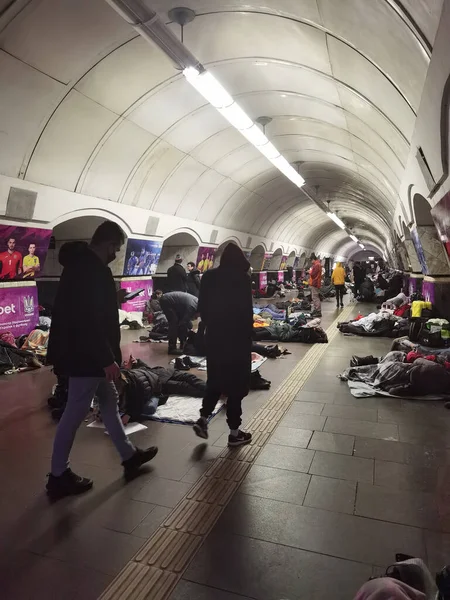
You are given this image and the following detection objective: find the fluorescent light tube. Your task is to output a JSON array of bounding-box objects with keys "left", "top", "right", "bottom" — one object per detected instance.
[
  {"left": 350, "top": 235, "right": 358, "bottom": 243},
  {"left": 359, "top": 244, "right": 365, "bottom": 249},
  {"left": 183, "top": 67, "right": 305, "bottom": 188},
  {"left": 327, "top": 212, "right": 346, "bottom": 230}
]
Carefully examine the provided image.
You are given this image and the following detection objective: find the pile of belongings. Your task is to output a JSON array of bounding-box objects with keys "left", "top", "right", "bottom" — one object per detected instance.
[
  {"left": 253, "top": 304, "right": 286, "bottom": 321},
  {"left": 253, "top": 315, "right": 328, "bottom": 344},
  {"left": 0, "top": 334, "right": 42, "bottom": 376},
  {"left": 339, "top": 350, "right": 450, "bottom": 400},
  {"left": 338, "top": 308, "right": 410, "bottom": 338},
  {"left": 118, "top": 309, "right": 144, "bottom": 331}
]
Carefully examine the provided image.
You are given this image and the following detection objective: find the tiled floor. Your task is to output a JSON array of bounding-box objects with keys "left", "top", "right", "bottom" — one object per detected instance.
[{"left": 1, "top": 297, "right": 449, "bottom": 599}]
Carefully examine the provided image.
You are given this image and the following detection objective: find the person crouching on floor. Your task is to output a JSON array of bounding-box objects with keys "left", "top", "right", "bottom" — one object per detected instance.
[
  {"left": 46, "top": 221, "right": 158, "bottom": 499},
  {"left": 159, "top": 291, "right": 199, "bottom": 355},
  {"left": 193, "top": 243, "right": 253, "bottom": 447}
]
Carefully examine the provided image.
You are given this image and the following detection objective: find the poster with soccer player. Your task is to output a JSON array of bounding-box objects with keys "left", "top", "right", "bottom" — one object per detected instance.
[
  {"left": 123, "top": 238, "right": 163, "bottom": 276},
  {"left": 0, "top": 225, "right": 52, "bottom": 281},
  {"left": 196, "top": 246, "right": 217, "bottom": 273}
]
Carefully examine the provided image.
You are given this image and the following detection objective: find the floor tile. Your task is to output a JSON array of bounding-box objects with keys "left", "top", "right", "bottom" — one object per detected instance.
[
  {"left": 215, "top": 494, "right": 426, "bottom": 566},
  {"left": 374, "top": 460, "right": 441, "bottom": 493},
  {"left": 399, "top": 423, "right": 450, "bottom": 448},
  {"left": 132, "top": 477, "right": 191, "bottom": 508},
  {"left": 304, "top": 475, "right": 356, "bottom": 514},
  {"left": 322, "top": 404, "right": 378, "bottom": 422},
  {"left": 294, "top": 390, "right": 334, "bottom": 404},
  {"left": 131, "top": 505, "right": 172, "bottom": 539},
  {"left": 170, "top": 580, "right": 253, "bottom": 600},
  {"left": 46, "top": 524, "right": 144, "bottom": 576},
  {"left": 309, "top": 451, "right": 374, "bottom": 483},
  {"left": 279, "top": 413, "right": 326, "bottom": 431},
  {"left": 255, "top": 444, "right": 315, "bottom": 473},
  {"left": 353, "top": 437, "right": 409, "bottom": 463},
  {"left": 355, "top": 482, "right": 442, "bottom": 530},
  {"left": 270, "top": 426, "right": 313, "bottom": 448},
  {"left": 287, "top": 401, "right": 325, "bottom": 415},
  {"left": 240, "top": 464, "right": 310, "bottom": 505},
  {"left": 332, "top": 394, "right": 381, "bottom": 409},
  {"left": 308, "top": 431, "right": 355, "bottom": 455},
  {"left": 184, "top": 531, "right": 372, "bottom": 600},
  {"left": 325, "top": 417, "right": 399, "bottom": 441}
]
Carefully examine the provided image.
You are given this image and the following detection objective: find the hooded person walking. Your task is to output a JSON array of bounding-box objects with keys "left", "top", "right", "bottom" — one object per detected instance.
[{"left": 193, "top": 243, "right": 253, "bottom": 446}]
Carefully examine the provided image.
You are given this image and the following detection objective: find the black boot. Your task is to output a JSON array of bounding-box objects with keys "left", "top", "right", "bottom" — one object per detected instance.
[
  {"left": 175, "top": 357, "right": 190, "bottom": 371},
  {"left": 46, "top": 468, "right": 93, "bottom": 499},
  {"left": 122, "top": 447, "right": 158, "bottom": 480}
]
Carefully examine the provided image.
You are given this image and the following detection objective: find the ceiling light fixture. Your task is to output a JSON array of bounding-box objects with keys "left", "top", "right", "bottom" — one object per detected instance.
[
  {"left": 184, "top": 66, "right": 305, "bottom": 188},
  {"left": 350, "top": 235, "right": 358, "bottom": 243},
  {"left": 326, "top": 212, "right": 346, "bottom": 230},
  {"left": 359, "top": 243, "right": 365, "bottom": 249}
]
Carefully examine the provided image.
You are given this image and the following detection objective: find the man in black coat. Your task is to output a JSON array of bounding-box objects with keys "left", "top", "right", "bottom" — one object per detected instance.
[
  {"left": 186, "top": 261, "right": 201, "bottom": 297},
  {"left": 193, "top": 243, "right": 253, "bottom": 447},
  {"left": 166, "top": 254, "right": 188, "bottom": 292},
  {"left": 46, "top": 221, "right": 157, "bottom": 499},
  {"left": 159, "top": 291, "right": 199, "bottom": 355}
]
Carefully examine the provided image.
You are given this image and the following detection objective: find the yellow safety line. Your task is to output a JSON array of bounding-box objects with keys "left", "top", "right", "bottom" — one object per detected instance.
[{"left": 99, "top": 305, "right": 354, "bottom": 600}]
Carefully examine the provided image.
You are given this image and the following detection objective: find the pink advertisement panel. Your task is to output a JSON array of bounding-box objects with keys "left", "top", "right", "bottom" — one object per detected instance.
[
  {"left": 0, "top": 283, "right": 39, "bottom": 335},
  {"left": 196, "top": 247, "right": 217, "bottom": 274},
  {"left": 0, "top": 225, "right": 52, "bottom": 281},
  {"left": 277, "top": 271, "right": 284, "bottom": 282},
  {"left": 120, "top": 279, "right": 153, "bottom": 312},
  {"left": 422, "top": 280, "right": 435, "bottom": 304},
  {"left": 259, "top": 271, "right": 267, "bottom": 292}
]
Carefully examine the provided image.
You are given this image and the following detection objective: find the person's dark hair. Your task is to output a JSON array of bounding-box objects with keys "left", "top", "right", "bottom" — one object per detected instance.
[
  {"left": 187, "top": 261, "right": 195, "bottom": 268},
  {"left": 91, "top": 221, "right": 125, "bottom": 246},
  {"left": 152, "top": 289, "right": 163, "bottom": 299},
  {"left": 7, "top": 237, "right": 15, "bottom": 243}
]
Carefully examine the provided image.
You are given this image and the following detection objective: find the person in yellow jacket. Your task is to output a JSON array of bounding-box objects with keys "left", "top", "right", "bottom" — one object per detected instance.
[{"left": 331, "top": 262, "right": 346, "bottom": 308}]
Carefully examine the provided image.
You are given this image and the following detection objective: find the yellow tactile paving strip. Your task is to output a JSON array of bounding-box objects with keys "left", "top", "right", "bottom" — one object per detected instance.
[{"left": 99, "top": 305, "right": 355, "bottom": 600}]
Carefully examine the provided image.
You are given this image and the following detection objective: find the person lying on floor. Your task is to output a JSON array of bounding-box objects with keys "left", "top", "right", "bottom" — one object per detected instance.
[{"left": 94, "top": 356, "right": 207, "bottom": 424}]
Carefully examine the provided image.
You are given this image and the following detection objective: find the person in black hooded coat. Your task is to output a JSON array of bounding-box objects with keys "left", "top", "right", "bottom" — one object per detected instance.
[{"left": 193, "top": 243, "right": 253, "bottom": 447}]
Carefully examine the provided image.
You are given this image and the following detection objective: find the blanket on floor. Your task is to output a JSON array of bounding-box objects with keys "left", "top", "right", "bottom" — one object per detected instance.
[
  {"left": 340, "top": 351, "right": 450, "bottom": 399},
  {"left": 149, "top": 395, "right": 224, "bottom": 425}
]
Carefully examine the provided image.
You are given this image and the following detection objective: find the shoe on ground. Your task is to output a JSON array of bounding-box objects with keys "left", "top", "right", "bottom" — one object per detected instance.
[
  {"left": 168, "top": 347, "right": 183, "bottom": 356},
  {"left": 122, "top": 447, "right": 158, "bottom": 480},
  {"left": 340, "top": 304, "right": 344, "bottom": 308},
  {"left": 228, "top": 430, "right": 252, "bottom": 447},
  {"left": 175, "top": 357, "right": 190, "bottom": 371},
  {"left": 46, "top": 468, "right": 93, "bottom": 499},
  {"left": 193, "top": 417, "right": 209, "bottom": 439},
  {"left": 183, "top": 356, "right": 200, "bottom": 368}
]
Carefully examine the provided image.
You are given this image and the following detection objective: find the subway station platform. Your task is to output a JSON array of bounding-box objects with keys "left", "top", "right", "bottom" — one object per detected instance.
[{"left": 1, "top": 297, "right": 449, "bottom": 600}]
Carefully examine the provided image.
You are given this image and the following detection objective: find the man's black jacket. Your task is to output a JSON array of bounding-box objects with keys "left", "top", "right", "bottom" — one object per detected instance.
[
  {"left": 47, "top": 242, "right": 121, "bottom": 377},
  {"left": 166, "top": 262, "right": 187, "bottom": 292}
]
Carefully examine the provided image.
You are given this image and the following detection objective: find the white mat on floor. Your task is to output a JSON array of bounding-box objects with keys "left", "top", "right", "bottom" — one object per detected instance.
[
  {"left": 171, "top": 354, "right": 267, "bottom": 372},
  {"left": 150, "top": 395, "right": 225, "bottom": 425},
  {"left": 87, "top": 421, "right": 148, "bottom": 434}
]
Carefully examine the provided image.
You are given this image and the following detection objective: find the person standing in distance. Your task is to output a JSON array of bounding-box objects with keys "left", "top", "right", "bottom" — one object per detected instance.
[
  {"left": 193, "top": 243, "right": 253, "bottom": 447},
  {"left": 166, "top": 254, "right": 188, "bottom": 292},
  {"left": 332, "top": 261, "right": 346, "bottom": 309},
  {"left": 309, "top": 254, "right": 322, "bottom": 317},
  {"left": 186, "top": 261, "right": 201, "bottom": 297},
  {"left": 46, "top": 221, "right": 157, "bottom": 499}
]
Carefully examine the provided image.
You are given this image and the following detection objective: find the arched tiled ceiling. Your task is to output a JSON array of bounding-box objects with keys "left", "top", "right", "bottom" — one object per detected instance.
[{"left": 0, "top": 0, "right": 443, "bottom": 256}]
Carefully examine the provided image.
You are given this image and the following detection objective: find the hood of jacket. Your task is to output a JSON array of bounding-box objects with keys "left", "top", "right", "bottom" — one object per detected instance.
[
  {"left": 58, "top": 241, "right": 94, "bottom": 267},
  {"left": 220, "top": 243, "right": 250, "bottom": 272}
]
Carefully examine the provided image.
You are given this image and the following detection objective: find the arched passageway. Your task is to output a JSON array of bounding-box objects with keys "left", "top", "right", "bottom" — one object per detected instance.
[
  {"left": 156, "top": 232, "right": 199, "bottom": 275},
  {"left": 268, "top": 248, "right": 283, "bottom": 271},
  {"left": 411, "top": 194, "right": 450, "bottom": 275},
  {"left": 287, "top": 251, "right": 296, "bottom": 268},
  {"left": 250, "top": 244, "right": 265, "bottom": 271}
]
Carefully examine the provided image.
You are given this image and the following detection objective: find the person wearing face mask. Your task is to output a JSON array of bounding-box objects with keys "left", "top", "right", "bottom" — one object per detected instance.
[{"left": 46, "top": 221, "right": 158, "bottom": 499}]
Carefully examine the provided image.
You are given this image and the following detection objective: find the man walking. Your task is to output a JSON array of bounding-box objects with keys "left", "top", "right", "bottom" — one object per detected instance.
[
  {"left": 193, "top": 243, "right": 253, "bottom": 447},
  {"left": 160, "top": 291, "right": 198, "bottom": 355},
  {"left": 166, "top": 254, "right": 188, "bottom": 292},
  {"left": 46, "top": 221, "right": 157, "bottom": 499},
  {"left": 309, "top": 254, "right": 322, "bottom": 317}
]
